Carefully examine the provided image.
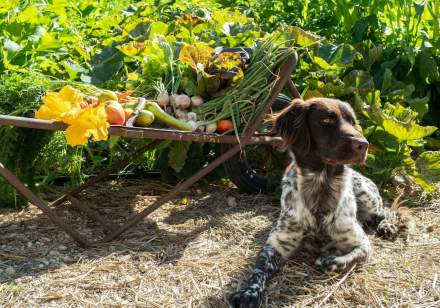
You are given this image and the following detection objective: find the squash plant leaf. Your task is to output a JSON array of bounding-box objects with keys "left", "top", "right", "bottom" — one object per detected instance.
[
  {"left": 416, "top": 151, "right": 440, "bottom": 183},
  {"left": 381, "top": 116, "right": 437, "bottom": 141},
  {"left": 168, "top": 141, "right": 191, "bottom": 173},
  {"left": 290, "top": 26, "right": 321, "bottom": 47},
  {"left": 416, "top": 49, "right": 439, "bottom": 82},
  {"left": 178, "top": 43, "right": 214, "bottom": 71}
]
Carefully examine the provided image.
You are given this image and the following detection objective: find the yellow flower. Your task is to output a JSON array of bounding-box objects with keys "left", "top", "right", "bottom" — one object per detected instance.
[
  {"left": 35, "top": 85, "right": 110, "bottom": 146},
  {"left": 35, "top": 85, "right": 83, "bottom": 121},
  {"left": 64, "top": 104, "right": 109, "bottom": 147}
]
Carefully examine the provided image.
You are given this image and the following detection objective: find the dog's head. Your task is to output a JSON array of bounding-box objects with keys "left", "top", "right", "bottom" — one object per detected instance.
[{"left": 275, "top": 97, "right": 368, "bottom": 167}]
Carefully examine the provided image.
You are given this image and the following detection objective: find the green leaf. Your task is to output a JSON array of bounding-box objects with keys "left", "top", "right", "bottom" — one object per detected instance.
[
  {"left": 91, "top": 45, "right": 124, "bottom": 84},
  {"left": 148, "top": 21, "right": 169, "bottom": 40},
  {"left": 381, "top": 116, "right": 437, "bottom": 141},
  {"left": 313, "top": 56, "right": 342, "bottom": 71},
  {"left": 168, "top": 141, "right": 191, "bottom": 173},
  {"left": 407, "top": 170, "right": 437, "bottom": 193},
  {"left": 61, "top": 59, "right": 87, "bottom": 79},
  {"left": 416, "top": 49, "right": 439, "bottom": 82},
  {"left": 36, "top": 32, "right": 62, "bottom": 52},
  {"left": 416, "top": 151, "right": 440, "bottom": 183},
  {"left": 318, "top": 43, "right": 358, "bottom": 65},
  {"left": 178, "top": 43, "right": 214, "bottom": 71},
  {"left": 351, "top": 15, "right": 379, "bottom": 42},
  {"left": 381, "top": 68, "right": 393, "bottom": 93},
  {"left": 117, "top": 41, "right": 146, "bottom": 57},
  {"left": 405, "top": 96, "right": 429, "bottom": 120},
  {"left": 365, "top": 45, "right": 383, "bottom": 70},
  {"left": 290, "top": 26, "right": 321, "bottom": 47},
  {"left": 343, "top": 70, "right": 374, "bottom": 90},
  {"left": 361, "top": 100, "right": 438, "bottom": 141}
]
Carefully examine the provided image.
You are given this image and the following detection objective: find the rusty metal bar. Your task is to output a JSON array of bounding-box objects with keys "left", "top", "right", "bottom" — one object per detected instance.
[
  {"left": 50, "top": 140, "right": 163, "bottom": 207},
  {"left": 67, "top": 196, "right": 116, "bottom": 233},
  {"left": 0, "top": 115, "right": 280, "bottom": 145},
  {"left": 101, "top": 51, "right": 299, "bottom": 243},
  {"left": 287, "top": 78, "right": 302, "bottom": 99},
  {"left": 100, "top": 143, "right": 243, "bottom": 242},
  {"left": 242, "top": 52, "right": 298, "bottom": 142},
  {"left": 0, "top": 163, "right": 90, "bottom": 247}
]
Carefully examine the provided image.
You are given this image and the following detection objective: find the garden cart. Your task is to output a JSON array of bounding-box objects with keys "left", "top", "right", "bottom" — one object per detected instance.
[{"left": 0, "top": 49, "right": 300, "bottom": 247}]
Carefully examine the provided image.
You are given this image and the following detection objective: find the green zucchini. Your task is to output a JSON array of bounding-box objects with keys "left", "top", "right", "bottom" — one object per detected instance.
[{"left": 145, "top": 101, "right": 192, "bottom": 131}]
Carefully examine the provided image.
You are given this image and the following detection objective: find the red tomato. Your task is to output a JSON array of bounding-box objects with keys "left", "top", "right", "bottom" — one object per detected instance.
[{"left": 217, "top": 119, "right": 233, "bottom": 133}]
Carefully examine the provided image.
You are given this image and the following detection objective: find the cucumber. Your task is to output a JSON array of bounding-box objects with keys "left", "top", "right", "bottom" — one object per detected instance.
[{"left": 145, "top": 101, "right": 192, "bottom": 131}]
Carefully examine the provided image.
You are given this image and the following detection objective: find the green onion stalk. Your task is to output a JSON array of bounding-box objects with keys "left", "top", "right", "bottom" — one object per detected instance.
[{"left": 195, "top": 39, "right": 295, "bottom": 135}]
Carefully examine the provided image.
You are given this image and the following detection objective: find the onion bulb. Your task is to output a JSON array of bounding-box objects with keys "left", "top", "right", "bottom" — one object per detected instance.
[
  {"left": 187, "top": 120, "right": 199, "bottom": 131},
  {"left": 157, "top": 91, "right": 170, "bottom": 107},
  {"left": 187, "top": 112, "right": 197, "bottom": 122},
  {"left": 205, "top": 123, "right": 217, "bottom": 133},
  {"left": 191, "top": 96, "right": 204, "bottom": 107},
  {"left": 174, "top": 94, "right": 191, "bottom": 109},
  {"left": 170, "top": 94, "right": 178, "bottom": 106},
  {"left": 175, "top": 109, "right": 188, "bottom": 120}
]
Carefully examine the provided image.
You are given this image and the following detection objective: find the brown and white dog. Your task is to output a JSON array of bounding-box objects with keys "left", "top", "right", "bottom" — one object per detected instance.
[{"left": 230, "top": 98, "right": 413, "bottom": 308}]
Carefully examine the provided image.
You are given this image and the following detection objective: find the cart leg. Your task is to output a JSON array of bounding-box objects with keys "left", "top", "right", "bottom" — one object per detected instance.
[
  {"left": 0, "top": 163, "right": 90, "bottom": 247},
  {"left": 50, "top": 140, "right": 163, "bottom": 207},
  {"left": 101, "top": 142, "right": 243, "bottom": 242},
  {"left": 286, "top": 78, "right": 302, "bottom": 99}
]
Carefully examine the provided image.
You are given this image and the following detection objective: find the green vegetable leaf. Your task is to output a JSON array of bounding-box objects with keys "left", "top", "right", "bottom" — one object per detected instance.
[
  {"left": 178, "top": 43, "right": 214, "bottom": 71},
  {"left": 405, "top": 97, "right": 429, "bottom": 120},
  {"left": 290, "top": 26, "right": 321, "bottom": 47},
  {"left": 318, "top": 43, "right": 358, "bottom": 65},
  {"left": 168, "top": 141, "right": 191, "bottom": 173},
  {"left": 381, "top": 116, "right": 437, "bottom": 141},
  {"left": 416, "top": 151, "right": 440, "bottom": 183},
  {"left": 416, "top": 49, "right": 439, "bottom": 82}
]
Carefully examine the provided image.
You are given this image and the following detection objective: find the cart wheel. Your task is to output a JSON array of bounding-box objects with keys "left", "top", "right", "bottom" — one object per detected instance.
[{"left": 221, "top": 94, "right": 292, "bottom": 193}]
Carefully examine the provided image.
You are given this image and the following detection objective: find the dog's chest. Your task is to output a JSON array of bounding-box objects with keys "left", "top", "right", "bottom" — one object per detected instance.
[{"left": 298, "top": 172, "right": 344, "bottom": 223}]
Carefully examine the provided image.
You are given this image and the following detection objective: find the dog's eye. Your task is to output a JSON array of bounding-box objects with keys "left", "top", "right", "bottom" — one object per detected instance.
[{"left": 320, "top": 117, "right": 336, "bottom": 125}]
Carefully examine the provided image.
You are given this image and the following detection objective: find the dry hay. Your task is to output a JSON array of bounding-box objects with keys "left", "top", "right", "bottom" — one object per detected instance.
[{"left": 0, "top": 179, "right": 439, "bottom": 307}]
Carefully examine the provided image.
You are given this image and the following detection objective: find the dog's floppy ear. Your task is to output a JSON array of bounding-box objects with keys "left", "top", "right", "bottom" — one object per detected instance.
[{"left": 274, "top": 99, "right": 311, "bottom": 154}]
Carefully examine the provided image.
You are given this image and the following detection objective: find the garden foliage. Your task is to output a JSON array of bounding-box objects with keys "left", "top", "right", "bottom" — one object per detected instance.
[{"left": 0, "top": 0, "right": 439, "bottom": 206}]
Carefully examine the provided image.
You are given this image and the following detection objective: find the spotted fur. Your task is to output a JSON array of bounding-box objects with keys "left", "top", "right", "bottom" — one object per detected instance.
[{"left": 229, "top": 98, "right": 414, "bottom": 308}]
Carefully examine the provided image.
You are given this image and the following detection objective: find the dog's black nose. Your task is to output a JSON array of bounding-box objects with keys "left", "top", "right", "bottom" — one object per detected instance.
[{"left": 351, "top": 138, "right": 369, "bottom": 154}]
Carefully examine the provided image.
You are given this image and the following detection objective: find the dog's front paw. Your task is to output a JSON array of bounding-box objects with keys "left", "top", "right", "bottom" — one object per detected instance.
[
  {"left": 315, "top": 255, "right": 346, "bottom": 273},
  {"left": 377, "top": 220, "right": 398, "bottom": 240},
  {"left": 229, "top": 287, "right": 263, "bottom": 308}
]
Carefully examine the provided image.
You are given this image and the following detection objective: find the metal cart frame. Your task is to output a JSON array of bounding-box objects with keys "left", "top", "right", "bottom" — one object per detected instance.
[{"left": 0, "top": 52, "right": 300, "bottom": 247}]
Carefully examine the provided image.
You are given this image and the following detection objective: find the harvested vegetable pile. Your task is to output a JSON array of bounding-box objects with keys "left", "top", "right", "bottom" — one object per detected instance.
[{"left": 33, "top": 39, "right": 294, "bottom": 146}]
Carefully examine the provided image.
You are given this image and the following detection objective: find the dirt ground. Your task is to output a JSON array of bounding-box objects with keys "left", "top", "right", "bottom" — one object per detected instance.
[{"left": 0, "top": 179, "right": 439, "bottom": 307}]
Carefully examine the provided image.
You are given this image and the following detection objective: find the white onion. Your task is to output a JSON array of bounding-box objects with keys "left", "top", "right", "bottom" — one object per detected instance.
[
  {"left": 205, "top": 123, "right": 217, "bottom": 133},
  {"left": 187, "top": 120, "right": 199, "bottom": 131},
  {"left": 170, "top": 94, "right": 178, "bottom": 106},
  {"left": 175, "top": 94, "right": 191, "bottom": 109},
  {"left": 157, "top": 91, "right": 169, "bottom": 107},
  {"left": 187, "top": 112, "right": 197, "bottom": 121},
  {"left": 190, "top": 95, "right": 204, "bottom": 106},
  {"left": 175, "top": 109, "right": 188, "bottom": 120}
]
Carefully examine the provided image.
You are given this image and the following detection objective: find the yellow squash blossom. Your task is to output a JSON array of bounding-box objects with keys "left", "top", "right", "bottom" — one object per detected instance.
[
  {"left": 35, "top": 85, "right": 83, "bottom": 121},
  {"left": 35, "top": 85, "right": 110, "bottom": 146},
  {"left": 64, "top": 104, "right": 109, "bottom": 147}
]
